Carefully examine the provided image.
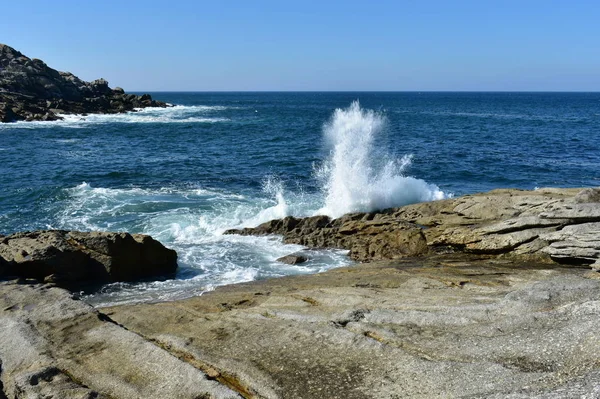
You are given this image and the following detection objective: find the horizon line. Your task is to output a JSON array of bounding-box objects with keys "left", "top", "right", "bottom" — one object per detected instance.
[{"left": 128, "top": 90, "right": 600, "bottom": 93}]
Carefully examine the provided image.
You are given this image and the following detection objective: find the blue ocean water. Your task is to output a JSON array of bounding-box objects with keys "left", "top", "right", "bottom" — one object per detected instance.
[{"left": 1, "top": 92, "right": 599, "bottom": 305}]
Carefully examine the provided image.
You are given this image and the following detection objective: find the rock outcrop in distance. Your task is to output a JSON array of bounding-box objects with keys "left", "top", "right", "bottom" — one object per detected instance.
[
  {"left": 227, "top": 187, "right": 600, "bottom": 268},
  {"left": 0, "top": 230, "right": 177, "bottom": 288},
  {"left": 0, "top": 43, "right": 169, "bottom": 122}
]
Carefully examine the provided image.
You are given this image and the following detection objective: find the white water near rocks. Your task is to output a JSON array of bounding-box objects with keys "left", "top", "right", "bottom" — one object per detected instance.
[
  {"left": 50, "top": 102, "right": 445, "bottom": 306},
  {"left": 0, "top": 105, "right": 230, "bottom": 129},
  {"left": 315, "top": 101, "right": 446, "bottom": 218}
]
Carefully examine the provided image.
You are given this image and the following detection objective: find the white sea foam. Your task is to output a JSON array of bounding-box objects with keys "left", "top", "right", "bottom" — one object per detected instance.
[
  {"left": 53, "top": 102, "right": 448, "bottom": 306},
  {"left": 315, "top": 101, "right": 445, "bottom": 218},
  {"left": 0, "top": 105, "right": 230, "bottom": 129},
  {"left": 61, "top": 182, "right": 350, "bottom": 306}
]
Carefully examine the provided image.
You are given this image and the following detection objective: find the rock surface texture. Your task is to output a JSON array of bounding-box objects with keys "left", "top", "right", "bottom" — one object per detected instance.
[
  {"left": 0, "top": 230, "right": 177, "bottom": 287},
  {"left": 0, "top": 283, "right": 239, "bottom": 399},
  {"left": 0, "top": 43, "right": 169, "bottom": 122},
  {"left": 228, "top": 187, "right": 600, "bottom": 266},
  {"left": 103, "top": 258, "right": 600, "bottom": 398}
]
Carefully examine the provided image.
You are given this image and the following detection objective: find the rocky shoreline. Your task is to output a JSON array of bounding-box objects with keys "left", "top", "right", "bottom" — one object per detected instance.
[
  {"left": 2, "top": 187, "right": 600, "bottom": 398},
  {"left": 0, "top": 44, "right": 169, "bottom": 123},
  {"left": 227, "top": 187, "right": 600, "bottom": 266}
]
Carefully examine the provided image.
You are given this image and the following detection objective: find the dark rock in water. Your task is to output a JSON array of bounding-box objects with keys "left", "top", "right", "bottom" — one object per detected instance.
[
  {"left": 227, "top": 213, "right": 429, "bottom": 262},
  {"left": 0, "top": 230, "right": 177, "bottom": 287},
  {"left": 277, "top": 254, "right": 308, "bottom": 265},
  {"left": 0, "top": 43, "right": 171, "bottom": 122}
]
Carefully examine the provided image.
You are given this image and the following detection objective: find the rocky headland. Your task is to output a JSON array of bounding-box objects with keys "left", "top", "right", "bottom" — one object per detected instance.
[
  {"left": 0, "top": 43, "right": 169, "bottom": 122},
  {"left": 2, "top": 188, "right": 600, "bottom": 398}
]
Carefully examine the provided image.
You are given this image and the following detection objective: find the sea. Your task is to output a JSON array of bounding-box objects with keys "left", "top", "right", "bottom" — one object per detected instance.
[{"left": 1, "top": 92, "right": 599, "bottom": 306}]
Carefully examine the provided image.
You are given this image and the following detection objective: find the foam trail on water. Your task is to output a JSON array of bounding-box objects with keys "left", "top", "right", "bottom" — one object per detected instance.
[
  {"left": 0, "top": 105, "right": 230, "bottom": 129},
  {"left": 316, "top": 101, "right": 445, "bottom": 218},
  {"left": 58, "top": 182, "right": 350, "bottom": 306}
]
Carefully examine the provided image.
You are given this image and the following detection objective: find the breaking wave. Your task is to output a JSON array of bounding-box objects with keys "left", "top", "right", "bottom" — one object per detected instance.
[
  {"left": 0, "top": 105, "right": 230, "bottom": 129},
  {"left": 61, "top": 182, "right": 349, "bottom": 306},
  {"left": 315, "top": 101, "right": 445, "bottom": 218}
]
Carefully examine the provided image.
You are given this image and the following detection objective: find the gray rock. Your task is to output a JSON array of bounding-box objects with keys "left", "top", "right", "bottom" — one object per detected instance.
[
  {"left": 574, "top": 187, "right": 600, "bottom": 203},
  {"left": 106, "top": 256, "right": 600, "bottom": 398},
  {"left": 276, "top": 254, "right": 308, "bottom": 265},
  {"left": 541, "top": 222, "right": 600, "bottom": 263},
  {"left": 540, "top": 203, "right": 600, "bottom": 222},
  {"left": 0, "top": 282, "right": 240, "bottom": 399}
]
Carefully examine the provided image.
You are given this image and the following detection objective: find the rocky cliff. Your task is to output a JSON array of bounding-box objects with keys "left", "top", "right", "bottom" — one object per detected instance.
[{"left": 0, "top": 43, "right": 169, "bottom": 122}]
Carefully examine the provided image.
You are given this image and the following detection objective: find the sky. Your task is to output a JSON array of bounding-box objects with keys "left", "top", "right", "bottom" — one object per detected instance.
[{"left": 2, "top": 0, "right": 599, "bottom": 91}]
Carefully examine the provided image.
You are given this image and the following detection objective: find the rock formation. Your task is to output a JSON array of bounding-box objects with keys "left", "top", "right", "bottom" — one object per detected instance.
[
  {"left": 3, "top": 255, "right": 600, "bottom": 398},
  {"left": 2, "top": 188, "right": 600, "bottom": 398},
  {"left": 0, "top": 283, "right": 238, "bottom": 399},
  {"left": 0, "top": 43, "right": 169, "bottom": 122},
  {"left": 0, "top": 230, "right": 177, "bottom": 287},
  {"left": 227, "top": 187, "right": 600, "bottom": 266}
]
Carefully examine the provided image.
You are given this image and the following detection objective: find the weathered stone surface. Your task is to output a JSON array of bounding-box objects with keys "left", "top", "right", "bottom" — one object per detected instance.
[
  {"left": 228, "top": 187, "right": 600, "bottom": 266},
  {"left": 0, "top": 230, "right": 177, "bottom": 286},
  {"left": 0, "top": 282, "right": 240, "bottom": 399},
  {"left": 541, "top": 222, "right": 600, "bottom": 263},
  {"left": 574, "top": 187, "right": 600, "bottom": 203},
  {"left": 104, "top": 256, "right": 600, "bottom": 398},
  {"left": 227, "top": 215, "right": 429, "bottom": 262},
  {"left": 0, "top": 43, "right": 170, "bottom": 122}
]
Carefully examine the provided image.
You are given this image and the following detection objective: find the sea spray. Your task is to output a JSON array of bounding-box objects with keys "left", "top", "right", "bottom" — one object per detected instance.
[
  {"left": 315, "top": 101, "right": 445, "bottom": 218},
  {"left": 242, "top": 176, "right": 290, "bottom": 227}
]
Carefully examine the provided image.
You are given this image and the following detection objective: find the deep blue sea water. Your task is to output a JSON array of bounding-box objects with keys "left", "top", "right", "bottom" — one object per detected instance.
[{"left": 1, "top": 92, "right": 599, "bottom": 305}]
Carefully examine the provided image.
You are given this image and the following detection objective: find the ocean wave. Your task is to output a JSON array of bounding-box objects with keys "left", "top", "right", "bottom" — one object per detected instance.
[
  {"left": 60, "top": 181, "right": 352, "bottom": 306},
  {"left": 0, "top": 105, "right": 231, "bottom": 129},
  {"left": 315, "top": 101, "right": 446, "bottom": 218}
]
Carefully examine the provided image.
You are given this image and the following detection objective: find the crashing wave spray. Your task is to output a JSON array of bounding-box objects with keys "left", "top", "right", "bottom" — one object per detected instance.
[{"left": 315, "top": 101, "right": 445, "bottom": 218}]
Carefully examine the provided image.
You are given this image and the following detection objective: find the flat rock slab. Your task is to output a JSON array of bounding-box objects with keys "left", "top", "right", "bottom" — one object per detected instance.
[
  {"left": 0, "top": 282, "right": 240, "bottom": 399},
  {"left": 104, "top": 255, "right": 600, "bottom": 398}
]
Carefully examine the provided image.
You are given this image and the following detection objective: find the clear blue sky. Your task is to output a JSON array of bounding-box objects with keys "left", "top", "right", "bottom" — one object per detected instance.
[{"left": 3, "top": 0, "right": 599, "bottom": 91}]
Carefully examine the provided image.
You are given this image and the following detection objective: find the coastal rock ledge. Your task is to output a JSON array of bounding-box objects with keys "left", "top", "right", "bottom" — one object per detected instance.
[
  {"left": 0, "top": 43, "right": 169, "bottom": 122},
  {"left": 0, "top": 230, "right": 177, "bottom": 287},
  {"left": 2, "top": 189, "right": 600, "bottom": 398},
  {"left": 227, "top": 187, "right": 600, "bottom": 267}
]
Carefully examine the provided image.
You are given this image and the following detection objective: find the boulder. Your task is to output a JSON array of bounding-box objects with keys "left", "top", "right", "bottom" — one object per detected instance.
[
  {"left": 277, "top": 254, "right": 308, "bottom": 265},
  {"left": 0, "top": 230, "right": 177, "bottom": 287}
]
